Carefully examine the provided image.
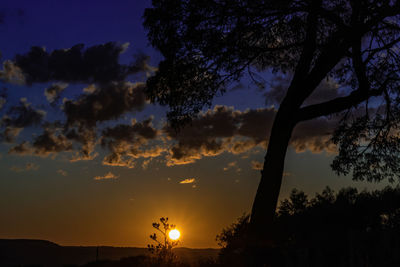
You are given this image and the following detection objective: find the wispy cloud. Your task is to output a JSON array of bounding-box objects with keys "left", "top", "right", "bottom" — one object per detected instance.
[
  {"left": 94, "top": 171, "right": 119, "bottom": 181},
  {"left": 223, "top": 161, "right": 237, "bottom": 171},
  {"left": 251, "top": 160, "right": 263, "bottom": 170},
  {"left": 10, "top": 162, "right": 39, "bottom": 172},
  {"left": 57, "top": 169, "right": 67, "bottom": 176},
  {"left": 179, "top": 178, "right": 196, "bottom": 184}
]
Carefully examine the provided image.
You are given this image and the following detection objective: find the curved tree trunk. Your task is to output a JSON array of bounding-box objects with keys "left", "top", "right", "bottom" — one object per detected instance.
[{"left": 249, "top": 100, "right": 298, "bottom": 244}]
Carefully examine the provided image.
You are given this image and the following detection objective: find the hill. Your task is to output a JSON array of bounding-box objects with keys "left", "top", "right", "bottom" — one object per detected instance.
[{"left": 0, "top": 239, "right": 219, "bottom": 267}]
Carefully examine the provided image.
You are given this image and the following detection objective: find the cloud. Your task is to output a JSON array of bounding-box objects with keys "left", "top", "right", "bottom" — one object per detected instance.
[
  {"left": 66, "top": 128, "right": 98, "bottom": 162},
  {"left": 120, "top": 42, "right": 130, "bottom": 54},
  {"left": 31, "top": 130, "right": 73, "bottom": 156},
  {"left": 251, "top": 160, "right": 263, "bottom": 170},
  {"left": 25, "top": 162, "right": 39, "bottom": 170},
  {"left": 223, "top": 161, "right": 241, "bottom": 172},
  {"left": 2, "top": 98, "right": 45, "bottom": 128},
  {"left": 0, "top": 60, "right": 25, "bottom": 84},
  {"left": 10, "top": 162, "right": 39, "bottom": 172},
  {"left": 0, "top": 97, "right": 6, "bottom": 110},
  {"left": 3, "top": 96, "right": 340, "bottom": 168},
  {"left": 102, "top": 153, "right": 135, "bottom": 168},
  {"left": 164, "top": 106, "right": 275, "bottom": 165},
  {"left": 83, "top": 84, "right": 96, "bottom": 94},
  {"left": 164, "top": 105, "right": 339, "bottom": 165},
  {"left": 223, "top": 161, "right": 237, "bottom": 171},
  {"left": 179, "top": 178, "right": 196, "bottom": 184},
  {"left": 100, "top": 117, "right": 163, "bottom": 167},
  {"left": 13, "top": 43, "right": 132, "bottom": 84},
  {"left": 8, "top": 141, "right": 33, "bottom": 155},
  {"left": 57, "top": 169, "right": 67, "bottom": 176},
  {"left": 63, "top": 82, "right": 147, "bottom": 128},
  {"left": 11, "top": 43, "right": 154, "bottom": 85},
  {"left": 101, "top": 117, "right": 158, "bottom": 149},
  {"left": 8, "top": 130, "right": 73, "bottom": 157},
  {"left": 264, "top": 74, "right": 345, "bottom": 106},
  {"left": 1, "top": 127, "right": 22, "bottom": 142},
  {"left": 291, "top": 117, "right": 339, "bottom": 154},
  {"left": 44, "top": 83, "right": 68, "bottom": 104},
  {"left": 94, "top": 171, "right": 119, "bottom": 180}
]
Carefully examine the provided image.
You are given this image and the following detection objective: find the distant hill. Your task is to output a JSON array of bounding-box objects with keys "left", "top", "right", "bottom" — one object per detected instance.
[{"left": 0, "top": 239, "right": 219, "bottom": 267}]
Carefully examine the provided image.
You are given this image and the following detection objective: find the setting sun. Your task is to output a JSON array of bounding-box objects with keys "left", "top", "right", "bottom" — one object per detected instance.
[{"left": 168, "top": 229, "right": 181, "bottom": 240}]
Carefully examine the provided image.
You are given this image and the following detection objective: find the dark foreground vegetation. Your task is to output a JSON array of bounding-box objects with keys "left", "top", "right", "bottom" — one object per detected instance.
[
  {"left": 83, "top": 186, "right": 400, "bottom": 267},
  {"left": 3, "top": 186, "right": 400, "bottom": 267},
  {"left": 217, "top": 186, "right": 400, "bottom": 266}
]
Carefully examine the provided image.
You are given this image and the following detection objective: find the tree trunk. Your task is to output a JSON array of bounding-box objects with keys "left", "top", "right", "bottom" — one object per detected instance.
[{"left": 249, "top": 101, "right": 298, "bottom": 244}]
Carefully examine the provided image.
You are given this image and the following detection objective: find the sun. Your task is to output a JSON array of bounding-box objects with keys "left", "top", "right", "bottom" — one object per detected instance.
[{"left": 168, "top": 229, "right": 181, "bottom": 240}]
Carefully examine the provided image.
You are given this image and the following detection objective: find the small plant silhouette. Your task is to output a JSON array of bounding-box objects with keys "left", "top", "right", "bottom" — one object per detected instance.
[{"left": 148, "top": 217, "right": 179, "bottom": 264}]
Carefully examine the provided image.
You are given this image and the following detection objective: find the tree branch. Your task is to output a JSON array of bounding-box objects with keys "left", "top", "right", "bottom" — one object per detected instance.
[
  {"left": 352, "top": 37, "right": 370, "bottom": 91},
  {"left": 296, "top": 87, "right": 384, "bottom": 122},
  {"left": 291, "top": 0, "right": 321, "bottom": 83}
]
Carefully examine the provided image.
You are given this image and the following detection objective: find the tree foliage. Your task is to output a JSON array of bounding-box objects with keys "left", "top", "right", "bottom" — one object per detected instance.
[
  {"left": 216, "top": 186, "right": 400, "bottom": 266},
  {"left": 144, "top": 0, "right": 400, "bottom": 183}
]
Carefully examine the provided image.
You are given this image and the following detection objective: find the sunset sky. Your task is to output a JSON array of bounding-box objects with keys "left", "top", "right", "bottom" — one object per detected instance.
[{"left": 0, "top": 0, "right": 390, "bottom": 248}]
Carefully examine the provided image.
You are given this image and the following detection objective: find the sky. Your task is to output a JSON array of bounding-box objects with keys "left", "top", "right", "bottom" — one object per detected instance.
[{"left": 0, "top": 0, "right": 392, "bottom": 248}]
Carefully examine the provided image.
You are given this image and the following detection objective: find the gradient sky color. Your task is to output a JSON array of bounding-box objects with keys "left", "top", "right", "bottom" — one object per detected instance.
[{"left": 0, "top": 0, "right": 390, "bottom": 248}]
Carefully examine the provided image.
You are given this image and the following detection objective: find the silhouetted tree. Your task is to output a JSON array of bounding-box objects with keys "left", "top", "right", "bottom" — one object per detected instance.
[
  {"left": 143, "top": 0, "right": 400, "bottom": 247},
  {"left": 216, "top": 214, "right": 250, "bottom": 267},
  {"left": 148, "top": 217, "right": 180, "bottom": 265},
  {"left": 216, "top": 186, "right": 400, "bottom": 266}
]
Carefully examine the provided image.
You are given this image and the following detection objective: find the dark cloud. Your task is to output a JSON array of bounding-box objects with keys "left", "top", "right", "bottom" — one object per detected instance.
[
  {"left": 12, "top": 43, "right": 153, "bottom": 85},
  {"left": 130, "top": 53, "right": 157, "bottom": 76},
  {"left": 3, "top": 91, "right": 342, "bottom": 167},
  {"left": 0, "top": 43, "right": 158, "bottom": 164},
  {"left": 164, "top": 105, "right": 338, "bottom": 165},
  {"left": 0, "top": 97, "right": 6, "bottom": 110},
  {"left": 100, "top": 117, "right": 162, "bottom": 167},
  {"left": 164, "top": 106, "right": 275, "bottom": 165},
  {"left": 0, "top": 60, "right": 25, "bottom": 84},
  {"left": 101, "top": 117, "right": 158, "bottom": 149},
  {"left": 65, "top": 128, "right": 98, "bottom": 161},
  {"left": 8, "top": 141, "right": 33, "bottom": 155},
  {"left": 2, "top": 98, "right": 45, "bottom": 128},
  {"left": 1, "top": 126, "right": 22, "bottom": 142},
  {"left": 102, "top": 152, "right": 135, "bottom": 168},
  {"left": 291, "top": 117, "right": 339, "bottom": 154},
  {"left": 0, "top": 88, "right": 7, "bottom": 110},
  {"left": 63, "top": 82, "right": 147, "bottom": 128},
  {"left": 264, "top": 75, "right": 345, "bottom": 107},
  {"left": 44, "top": 83, "right": 68, "bottom": 104},
  {"left": 9, "top": 130, "right": 73, "bottom": 157},
  {"left": 31, "top": 130, "right": 73, "bottom": 156},
  {"left": 14, "top": 43, "right": 130, "bottom": 84}
]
